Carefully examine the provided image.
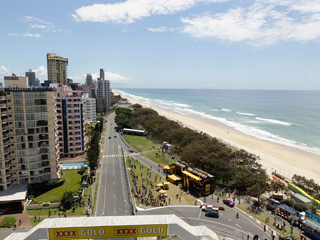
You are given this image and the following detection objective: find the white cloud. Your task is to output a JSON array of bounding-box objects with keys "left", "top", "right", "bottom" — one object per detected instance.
[
  {"left": 0, "top": 66, "right": 10, "bottom": 77},
  {"left": 24, "top": 33, "right": 42, "bottom": 38},
  {"left": 23, "top": 16, "right": 50, "bottom": 25},
  {"left": 33, "top": 66, "right": 47, "bottom": 76},
  {"left": 30, "top": 24, "right": 48, "bottom": 29},
  {"left": 9, "top": 33, "right": 42, "bottom": 38},
  {"left": 148, "top": 26, "right": 175, "bottom": 32},
  {"left": 71, "top": 72, "right": 134, "bottom": 84},
  {"left": 181, "top": 1, "right": 320, "bottom": 46},
  {"left": 105, "top": 72, "right": 133, "bottom": 83},
  {"left": 72, "top": 0, "right": 228, "bottom": 23}
]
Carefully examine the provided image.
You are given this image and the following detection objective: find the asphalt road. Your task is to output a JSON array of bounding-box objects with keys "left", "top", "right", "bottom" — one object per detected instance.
[
  {"left": 95, "top": 113, "right": 131, "bottom": 216},
  {"left": 96, "top": 113, "right": 274, "bottom": 240},
  {"left": 137, "top": 201, "right": 273, "bottom": 240}
]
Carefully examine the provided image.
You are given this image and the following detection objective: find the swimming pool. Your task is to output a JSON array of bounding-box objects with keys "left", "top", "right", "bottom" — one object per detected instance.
[{"left": 61, "top": 163, "right": 87, "bottom": 169}]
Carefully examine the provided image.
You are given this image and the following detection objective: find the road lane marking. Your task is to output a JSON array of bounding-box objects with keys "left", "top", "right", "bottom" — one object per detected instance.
[
  {"left": 235, "top": 224, "right": 242, "bottom": 228},
  {"left": 228, "top": 218, "right": 232, "bottom": 221},
  {"left": 198, "top": 210, "right": 202, "bottom": 218}
]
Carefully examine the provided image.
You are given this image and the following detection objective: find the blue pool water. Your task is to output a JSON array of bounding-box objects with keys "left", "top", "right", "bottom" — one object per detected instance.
[{"left": 61, "top": 163, "right": 87, "bottom": 169}]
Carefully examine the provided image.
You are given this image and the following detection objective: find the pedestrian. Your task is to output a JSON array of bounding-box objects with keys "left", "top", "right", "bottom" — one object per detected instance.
[
  {"left": 55, "top": 208, "right": 57, "bottom": 214},
  {"left": 223, "top": 236, "right": 225, "bottom": 240},
  {"left": 14, "top": 223, "right": 16, "bottom": 230},
  {"left": 264, "top": 224, "right": 266, "bottom": 231},
  {"left": 247, "top": 234, "right": 250, "bottom": 240},
  {"left": 59, "top": 212, "right": 61, "bottom": 217},
  {"left": 38, "top": 216, "right": 40, "bottom": 221},
  {"left": 168, "top": 198, "right": 170, "bottom": 204},
  {"left": 48, "top": 210, "right": 51, "bottom": 217},
  {"left": 19, "top": 219, "right": 21, "bottom": 226},
  {"left": 34, "top": 215, "right": 36, "bottom": 222}
]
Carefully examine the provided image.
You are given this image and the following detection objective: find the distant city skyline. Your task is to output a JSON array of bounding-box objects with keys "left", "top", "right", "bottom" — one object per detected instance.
[{"left": 1, "top": 0, "right": 320, "bottom": 90}]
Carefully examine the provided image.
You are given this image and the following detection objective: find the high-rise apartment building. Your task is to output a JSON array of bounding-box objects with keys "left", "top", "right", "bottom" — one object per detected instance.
[
  {"left": 25, "top": 70, "right": 36, "bottom": 87},
  {"left": 0, "top": 76, "right": 60, "bottom": 191},
  {"left": 47, "top": 53, "right": 68, "bottom": 86},
  {"left": 82, "top": 94, "right": 96, "bottom": 124},
  {"left": 85, "top": 74, "right": 93, "bottom": 87},
  {"left": 52, "top": 84, "right": 85, "bottom": 159},
  {"left": 97, "top": 68, "right": 111, "bottom": 113}
]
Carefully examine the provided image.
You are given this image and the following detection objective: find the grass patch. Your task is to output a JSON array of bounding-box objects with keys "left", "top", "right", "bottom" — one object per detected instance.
[
  {"left": 124, "top": 135, "right": 158, "bottom": 152},
  {"left": 127, "top": 158, "right": 197, "bottom": 208},
  {"left": 237, "top": 204, "right": 300, "bottom": 239},
  {"left": 142, "top": 151, "right": 176, "bottom": 165},
  {"left": 30, "top": 170, "right": 82, "bottom": 203},
  {"left": 28, "top": 186, "right": 91, "bottom": 217},
  {"left": 0, "top": 217, "right": 16, "bottom": 228}
]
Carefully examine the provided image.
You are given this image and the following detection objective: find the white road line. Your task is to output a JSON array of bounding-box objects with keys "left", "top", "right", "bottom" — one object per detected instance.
[
  {"left": 113, "top": 156, "right": 115, "bottom": 176},
  {"left": 235, "top": 224, "right": 242, "bottom": 228},
  {"left": 113, "top": 181, "right": 115, "bottom": 186},
  {"left": 198, "top": 210, "right": 202, "bottom": 219},
  {"left": 228, "top": 218, "right": 232, "bottom": 221}
]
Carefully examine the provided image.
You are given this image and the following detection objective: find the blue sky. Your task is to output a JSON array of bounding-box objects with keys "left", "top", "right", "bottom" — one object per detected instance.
[{"left": 1, "top": 0, "right": 320, "bottom": 90}]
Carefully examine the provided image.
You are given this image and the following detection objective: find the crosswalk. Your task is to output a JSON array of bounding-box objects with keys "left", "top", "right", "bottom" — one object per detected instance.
[
  {"left": 103, "top": 154, "right": 123, "bottom": 158},
  {"left": 103, "top": 153, "right": 138, "bottom": 158}
]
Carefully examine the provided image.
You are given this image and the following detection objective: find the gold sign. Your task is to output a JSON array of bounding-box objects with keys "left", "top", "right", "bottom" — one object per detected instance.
[{"left": 49, "top": 224, "right": 167, "bottom": 239}]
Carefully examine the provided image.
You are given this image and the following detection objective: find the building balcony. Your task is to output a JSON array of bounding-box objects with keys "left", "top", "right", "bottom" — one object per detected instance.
[
  {"left": 2, "top": 125, "right": 9, "bottom": 131},
  {"left": 3, "top": 149, "right": 10, "bottom": 155}
]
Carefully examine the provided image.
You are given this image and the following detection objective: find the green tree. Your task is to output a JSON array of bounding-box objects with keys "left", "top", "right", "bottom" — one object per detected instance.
[{"left": 61, "top": 191, "right": 74, "bottom": 210}]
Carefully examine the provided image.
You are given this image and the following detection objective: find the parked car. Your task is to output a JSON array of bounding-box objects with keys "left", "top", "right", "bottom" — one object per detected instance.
[
  {"left": 223, "top": 199, "right": 235, "bottom": 207},
  {"left": 129, "top": 149, "right": 134, "bottom": 153},
  {"left": 205, "top": 209, "right": 219, "bottom": 218}
]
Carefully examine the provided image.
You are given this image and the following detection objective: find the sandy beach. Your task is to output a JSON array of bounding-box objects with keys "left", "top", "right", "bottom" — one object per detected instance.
[{"left": 125, "top": 97, "right": 320, "bottom": 184}]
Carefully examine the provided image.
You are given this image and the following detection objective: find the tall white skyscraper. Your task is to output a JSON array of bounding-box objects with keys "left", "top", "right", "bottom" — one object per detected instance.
[{"left": 97, "top": 68, "right": 111, "bottom": 113}]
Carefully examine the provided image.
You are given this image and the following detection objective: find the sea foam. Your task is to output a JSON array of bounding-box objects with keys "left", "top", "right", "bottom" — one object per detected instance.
[{"left": 256, "top": 117, "right": 291, "bottom": 126}]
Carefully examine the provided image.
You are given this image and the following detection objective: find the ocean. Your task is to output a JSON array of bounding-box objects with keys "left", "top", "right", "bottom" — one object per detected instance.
[{"left": 115, "top": 89, "right": 320, "bottom": 156}]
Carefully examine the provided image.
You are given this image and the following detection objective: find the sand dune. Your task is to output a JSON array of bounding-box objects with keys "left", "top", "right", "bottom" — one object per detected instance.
[{"left": 124, "top": 97, "right": 320, "bottom": 184}]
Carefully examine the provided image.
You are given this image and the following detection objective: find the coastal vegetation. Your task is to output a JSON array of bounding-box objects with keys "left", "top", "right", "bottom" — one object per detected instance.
[{"left": 115, "top": 105, "right": 270, "bottom": 197}]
